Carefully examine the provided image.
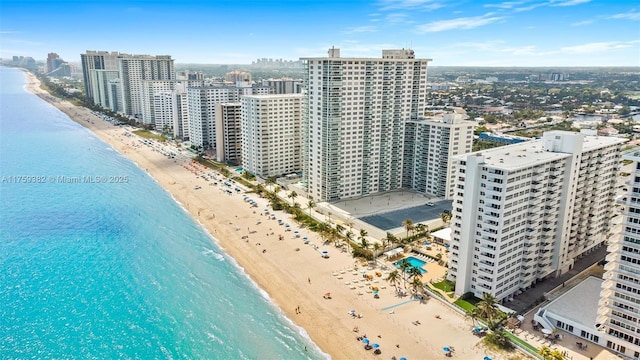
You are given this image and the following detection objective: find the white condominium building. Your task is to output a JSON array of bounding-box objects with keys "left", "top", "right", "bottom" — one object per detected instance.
[
  {"left": 187, "top": 86, "right": 240, "bottom": 149},
  {"left": 597, "top": 149, "right": 640, "bottom": 358},
  {"left": 301, "top": 48, "right": 431, "bottom": 201},
  {"left": 216, "top": 102, "right": 242, "bottom": 164},
  {"left": 80, "top": 50, "right": 121, "bottom": 103},
  {"left": 171, "top": 92, "right": 189, "bottom": 140},
  {"left": 142, "top": 80, "right": 204, "bottom": 127},
  {"left": 448, "top": 131, "right": 625, "bottom": 302},
  {"left": 241, "top": 94, "right": 303, "bottom": 178},
  {"left": 403, "top": 114, "right": 475, "bottom": 199},
  {"left": 89, "top": 69, "right": 120, "bottom": 110},
  {"left": 118, "top": 54, "right": 175, "bottom": 119}
]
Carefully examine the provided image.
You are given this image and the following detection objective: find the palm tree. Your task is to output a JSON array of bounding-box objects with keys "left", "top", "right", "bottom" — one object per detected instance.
[
  {"left": 465, "top": 308, "right": 480, "bottom": 327},
  {"left": 397, "top": 258, "right": 411, "bottom": 288},
  {"left": 317, "top": 222, "right": 329, "bottom": 243},
  {"left": 330, "top": 227, "right": 340, "bottom": 246},
  {"left": 383, "top": 232, "right": 397, "bottom": 251},
  {"left": 292, "top": 203, "right": 303, "bottom": 219},
  {"left": 440, "top": 211, "right": 452, "bottom": 225},
  {"left": 345, "top": 230, "right": 354, "bottom": 256},
  {"left": 385, "top": 270, "right": 401, "bottom": 292},
  {"left": 477, "top": 293, "right": 500, "bottom": 327},
  {"left": 408, "top": 266, "right": 423, "bottom": 281},
  {"left": 335, "top": 224, "right": 344, "bottom": 235},
  {"left": 538, "top": 345, "right": 553, "bottom": 360},
  {"left": 288, "top": 191, "right": 298, "bottom": 206},
  {"left": 306, "top": 200, "right": 315, "bottom": 216},
  {"left": 359, "top": 229, "right": 369, "bottom": 249},
  {"left": 265, "top": 176, "right": 276, "bottom": 187},
  {"left": 415, "top": 223, "right": 429, "bottom": 239},
  {"left": 345, "top": 221, "right": 354, "bottom": 234},
  {"left": 410, "top": 277, "right": 423, "bottom": 298},
  {"left": 372, "top": 242, "right": 381, "bottom": 258},
  {"left": 402, "top": 218, "right": 414, "bottom": 239},
  {"left": 359, "top": 237, "right": 369, "bottom": 250},
  {"left": 255, "top": 183, "right": 265, "bottom": 197},
  {"left": 549, "top": 349, "right": 566, "bottom": 360},
  {"left": 273, "top": 185, "right": 281, "bottom": 194}
]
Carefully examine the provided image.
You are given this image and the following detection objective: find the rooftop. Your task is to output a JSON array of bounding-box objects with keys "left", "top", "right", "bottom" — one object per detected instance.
[
  {"left": 454, "top": 132, "right": 626, "bottom": 171},
  {"left": 541, "top": 276, "right": 601, "bottom": 328}
]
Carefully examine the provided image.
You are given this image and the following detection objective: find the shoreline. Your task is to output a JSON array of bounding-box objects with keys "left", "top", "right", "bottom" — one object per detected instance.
[{"left": 21, "top": 69, "right": 513, "bottom": 360}]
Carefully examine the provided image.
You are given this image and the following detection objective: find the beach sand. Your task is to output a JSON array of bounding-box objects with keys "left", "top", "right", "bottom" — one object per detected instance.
[{"left": 23, "top": 70, "right": 522, "bottom": 360}]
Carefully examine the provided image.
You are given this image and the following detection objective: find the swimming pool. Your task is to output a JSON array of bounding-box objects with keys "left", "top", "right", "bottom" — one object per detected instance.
[{"left": 393, "top": 256, "right": 427, "bottom": 274}]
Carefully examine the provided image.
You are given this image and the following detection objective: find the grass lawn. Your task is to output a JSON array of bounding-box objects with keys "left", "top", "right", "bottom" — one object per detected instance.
[
  {"left": 432, "top": 279, "right": 455, "bottom": 292},
  {"left": 234, "top": 176, "right": 254, "bottom": 189},
  {"left": 453, "top": 298, "right": 477, "bottom": 312},
  {"left": 503, "top": 331, "right": 538, "bottom": 355},
  {"left": 132, "top": 130, "right": 166, "bottom": 141}
]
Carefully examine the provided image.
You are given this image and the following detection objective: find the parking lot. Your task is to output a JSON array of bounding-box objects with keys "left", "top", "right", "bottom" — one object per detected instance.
[{"left": 360, "top": 200, "right": 452, "bottom": 230}]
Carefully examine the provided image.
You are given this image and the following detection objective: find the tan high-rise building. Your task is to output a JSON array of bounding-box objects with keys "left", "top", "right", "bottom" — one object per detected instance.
[{"left": 241, "top": 94, "right": 303, "bottom": 178}]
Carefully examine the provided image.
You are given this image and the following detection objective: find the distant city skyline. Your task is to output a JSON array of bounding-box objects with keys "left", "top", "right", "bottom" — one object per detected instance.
[{"left": 1, "top": 0, "right": 638, "bottom": 67}]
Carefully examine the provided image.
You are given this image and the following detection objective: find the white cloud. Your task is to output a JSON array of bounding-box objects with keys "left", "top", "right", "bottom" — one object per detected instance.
[
  {"left": 342, "top": 26, "right": 378, "bottom": 34},
  {"left": 2, "top": 38, "right": 44, "bottom": 46},
  {"left": 378, "top": 0, "right": 444, "bottom": 11},
  {"left": 550, "top": 0, "right": 590, "bottom": 6},
  {"left": 514, "top": 2, "right": 548, "bottom": 12},
  {"left": 415, "top": 13, "right": 506, "bottom": 33},
  {"left": 484, "top": 1, "right": 526, "bottom": 9},
  {"left": 608, "top": 12, "right": 640, "bottom": 21},
  {"left": 572, "top": 20, "right": 594, "bottom": 26},
  {"left": 385, "top": 13, "right": 410, "bottom": 24},
  {"left": 512, "top": 0, "right": 590, "bottom": 12},
  {"left": 560, "top": 40, "right": 640, "bottom": 54}
]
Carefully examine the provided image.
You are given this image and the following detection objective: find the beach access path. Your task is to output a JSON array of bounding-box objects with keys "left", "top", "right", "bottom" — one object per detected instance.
[{"left": 23, "top": 70, "right": 520, "bottom": 360}]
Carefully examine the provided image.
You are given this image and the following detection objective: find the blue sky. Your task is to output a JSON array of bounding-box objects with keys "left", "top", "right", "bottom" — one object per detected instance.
[{"left": 1, "top": 0, "right": 638, "bottom": 66}]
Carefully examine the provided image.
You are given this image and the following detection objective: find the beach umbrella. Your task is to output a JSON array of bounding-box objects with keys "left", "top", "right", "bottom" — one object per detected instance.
[
  {"left": 372, "top": 343, "right": 380, "bottom": 349},
  {"left": 483, "top": 357, "right": 492, "bottom": 360},
  {"left": 362, "top": 338, "right": 370, "bottom": 344},
  {"left": 399, "top": 358, "right": 407, "bottom": 360},
  {"left": 443, "top": 347, "right": 451, "bottom": 352}
]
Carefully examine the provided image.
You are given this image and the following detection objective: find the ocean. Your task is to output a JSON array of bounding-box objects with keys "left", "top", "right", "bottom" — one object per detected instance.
[{"left": 0, "top": 67, "right": 326, "bottom": 360}]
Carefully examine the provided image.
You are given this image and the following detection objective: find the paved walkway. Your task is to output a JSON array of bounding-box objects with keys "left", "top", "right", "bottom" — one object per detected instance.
[{"left": 508, "top": 244, "right": 607, "bottom": 313}]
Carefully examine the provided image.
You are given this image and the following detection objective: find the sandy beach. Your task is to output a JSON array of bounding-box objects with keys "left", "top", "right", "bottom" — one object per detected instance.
[{"left": 23, "top": 70, "right": 520, "bottom": 360}]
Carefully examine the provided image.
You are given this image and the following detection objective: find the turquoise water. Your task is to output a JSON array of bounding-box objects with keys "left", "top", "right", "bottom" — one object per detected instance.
[
  {"left": 0, "top": 67, "right": 326, "bottom": 359},
  {"left": 393, "top": 257, "right": 427, "bottom": 274}
]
